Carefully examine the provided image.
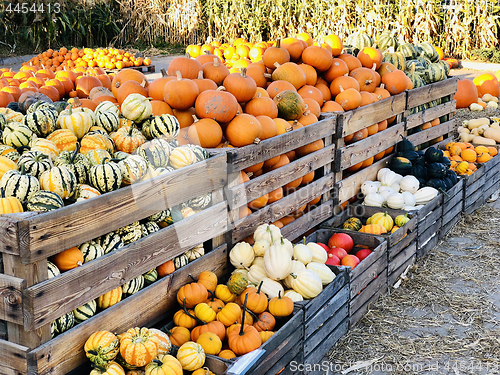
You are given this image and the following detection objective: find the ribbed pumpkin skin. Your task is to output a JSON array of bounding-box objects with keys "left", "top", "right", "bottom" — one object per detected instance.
[
  {"left": 177, "top": 342, "right": 205, "bottom": 371},
  {"left": 84, "top": 330, "right": 120, "bottom": 367},
  {"left": 174, "top": 254, "right": 189, "bottom": 269},
  {"left": 342, "top": 217, "right": 363, "bottom": 231},
  {"left": 121, "top": 94, "right": 153, "bottom": 122},
  {"left": 90, "top": 361, "right": 125, "bottom": 375},
  {"left": 170, "top": 146, "right": 197, "bottom": 169},
  {"left": 74, "top": 184, "right": 101, "bottom": 200},
  {"left": 116, "top": 221, "right": 142, "bottom": 245},
  {"left": 26, "top": 190, "right": 64, "bottom": 212},
  {"left": 111, "top": 126, "right": 147, "bottom": 154},
  {"left": 54, "top": 148, "right": 91, "bottom": 184},
  {"left": 97, "top": 231, "right": 124, "bottom": 254},
  {"left": 186, "top": 144, "right": 209, "bottom": 162},
  {"left": 0, "top": 146, "right": 20, "bottom": 162},
  {"left": 79, "top": 240, "right": 105, "bottom": 263},
  {"left": 57, "top": 109, "right": 92, "bottom": 139},
  {"left": 97, "top": 287, "right": 123, "bottom": 309},
  {"left": 143, "top": 268, "right": 159, "bottom": 286},
  {"left": 144, "top": 354, "right": 182, "bottom": 375},
  {"left": 135, "top": 139, "right": 171, "bottom": 168},
  {"left": 120, "top": 327, "right": 159, "bottom": 367},
  {"left": 96, "top": 111, "right": 120, "bottom": 133},
  {"left": 47, "top": 129, "right": 78, "bottom": 152},
  {"left": 346, "top": 31, "right": 374, "bottom": 50},
  {"left": 52, "top": 311, "right": 75, "bottom": 337},
  {"left": 0, "top": 194, "right": 23, "bottom": 214},
  {"left": 40, "top": 165, "right": 78, "bottom": 199},
  {"left": 122, "top": 275, "right": 145, "bottom": 296},
  {"left": 80, "top": 132, "right": 114, "bottom": 154},
  {"left": 17, "top": 151, "right": 51, "bottom": 179},
  {"left": 47, "top": 261, "right": 60, "bottom": 278},
  {"left": 142, "top": 114, "right": 180, "bottom": 141},
  {"left": 0, "top": 168, "right": 40, "bottom": 202},
  {"left": 273, "top": 90, "right": 306, "bottom": 120},
  {"left": 118, "top": 155, "right": 148, "bottom": 185},
  {"left": 89, "top": 161, "right": 123, "bottom": 193},
  {"left": 86, "top": 149, "right": 112, "bottom": 167},
  {"left": 2, "top": 123, "right": 33, "bottom": 147},
  {"left": 73, "top": 300, "right": 97, "bottom": 324},
  {"left": 24, "top": 108, "right": 57, "bottom": 137},
  {"left": 95, "top": 101, "right": 120, "bottom": 117},
  {"left": 382, "top": 52, "right": 406, "bottom": 71},
  {"left": 377, "top": 31, "right": 399, "bottom": 52},
  {"left": 141, "top": 222, "right": 160, "bottom": 238}
]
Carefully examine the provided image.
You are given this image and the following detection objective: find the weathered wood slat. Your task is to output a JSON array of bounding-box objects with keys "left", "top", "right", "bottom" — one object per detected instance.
[
  {"left": 24, "top": 203, "right": 228, "bottom": 331},
  {"left": 231, "top": 175, "right": 334, "bottom": 242},
  {"left": 227, "top": 144, "right": 335, "bottom": 209},
  {"left": 350, "top": 275, "right": 388, "bottom": 327},
  {"left": 416, "top": 193, "right": 443, "bottom": 219},
  {"left": 406, "top": 77, "right": 458, "bottom": 108},
  {"left": 338, "top": 93, "right": 406, "bottom": 137},
  {"left": 417, "top": 231, "right": 440, "bottom": 258},
  {"left": 225, "top": 117, "right": 336, "bottom": 172},
  {"left": 406, "top": 100, "right": 457, "bottom": 129},
  {"left": 0, "top": 274, "right": 25, "bottom": 325},
  {"left": 280, "top": 201, "right": 334, "bottom": 242},
  {"left": 338, "top": 123, "right": 405, "bottom": 170},
  {"left": 15, "top": 155, "right": 227, "bottom": 262},
  {"left": 388, "top": 253, "right": 416, "bottom": 287},
  {"left": 350, "top": 270, "right": 387, "bottom": 314},
  {"left": 406, "top": 120, "right": 456, "bottom": 147},
  {"left": 28, "top": 245, "right": 228, "bottom": 375},
  {"left": 263, "top": 333, "right": 303, "bottom": 375},
  {"left": 388, "top": 241, "right": 417, "bottom": 274},
  {"left": 0, "top": 338, "right": 30, "bottom": 375},
  {"left": 350, "top": 253, "right": 387, "bottom": 299},
  {"left": 442, "top": 202, "right": 462, "bottom": 227},
  {"left": 0, "top": 217, "right": 21, "bottom": 256},
  {"left": 418, "top": 206, "right": 443, "bottom": 235},
  {"left": 388, "top": 230, "right": 417, "bottom": 261}
]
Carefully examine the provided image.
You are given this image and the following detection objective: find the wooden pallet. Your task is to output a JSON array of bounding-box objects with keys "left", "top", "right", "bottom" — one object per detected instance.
[
  {"left": 220, "top": 116, "right": 337, "bottom": 245},
  {"left": 414, "top": 194, "right": 443, "bottom": 258},
  {"left": 105, "top": 65, "right": 156, "bottom": 74},
  {"left": 463, "top": 155, "right": 500, "bottom": 214},
  {"left": 1, "top": 244, "right": 228, "bottom": 375},
  {"left": 440, "top": 179, "right": 464, "bottom": 239}
]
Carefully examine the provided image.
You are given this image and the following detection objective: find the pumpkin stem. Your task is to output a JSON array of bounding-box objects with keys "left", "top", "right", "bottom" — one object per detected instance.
[
  {"left": 207, "top": 289, "right": 216, "bottom": 300},
  {"left": 257, "top": 280, "right": 263, "bottom": 294},
  {"left": 197, "top": 71, "right": 204, "bottom": 79},
  {"left": 267, "top": 225, "right": 274, "bottom": 243},
  {"left": 280, "top": 237, "right": 285, "bottom": 245},
  {"left": 161, "top": 68, "right": 168, "bottom": 77},
  {"left": 338, "top": 85, "right": 344, "bottom": 93},
  {"left": 175, "top": 71, "right": 183, "bottom": 81},
  {"left": 264, "top": 73, "right": 272, "bottom": 79},
  {"left": 70, "top": 142, "right": 80, "bottom": 163},
  {"left": 183, "top": 298, "right": 206, "bottom": 325},
  {"left": 240, "top": 293, "right": 249, "bottom": 335},
  {"left": 273, "top": 62, "right": 281, "bottom": 69},
  {"left": 0, "top": 187, "right": 5, "bottom": 199},
  {"left": 128, "top": 121, "right": 136, "bottom": 136},
  {"left": 253, "top": 137, "right": 261, "bottom": 145},
  {"left": 217, "top": 86, "right": 226, "bottom": 92},
  {"left": 302, "top": 236, "right": 306, "bottom": 245},
  {"left": 192, "top": 115, "right": 199, "bottom": 123},
  {"left": 188, "top": 274, "right": 198, "bottom": 282},
  {"left": 185, "top": 52, "right": 192, "bottom": 58},
  {"left": 153, "top": 359, "right": 163, "bottom": 365},
  {"left": 246, "top": 308, "right": 259, "bottom": 321},
  {"left": 240, "top": 68, "right": 248, "bottom": 78}
]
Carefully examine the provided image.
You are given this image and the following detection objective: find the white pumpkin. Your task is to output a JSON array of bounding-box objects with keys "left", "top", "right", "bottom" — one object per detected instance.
[
  {"left": 380, "top": 170, "right": 397, "bottom": 187},
  {"left": 390, "top": 182, "right": 400, "bottom": 193},
  {"left": 292, "top": 244, "right": 313, "bottom": 265},
  {"left": 229, "top": 242, "right": 255, "bottom": 269},
  {"left": 274, "top": 237, "right": 293, "bottom": 257},
  {"left": 252, "top": 256, "right": 265, "bottom": 267},
  {"left": 361, "top": 181, "right": 378, "bottom": 196},
  {"left": 264, "top": 241, "right": 292, "bottom": 280},
  {"left": 364, "top": 193, "right": 385, "bottom": 207},
  {"left": 290, "top": 270, "right": 323, "bottom": 299},
  {"left": 260, "top": 277, "right": 284, "bottom": 298},
  {"left": 377, "top": 168, "right": 391, "bottom": 182},
  {"left": 306, "top": 242, "right": 328, "bottom": 263},
  {"left": 247, "top": 263, "right": 267, "bottom": 284},
  {"left": 386, "top": 193, "right": 405, "bottom": 209},
  {"left": 254, "top": 224, "right": 281, "bottom": 244},
  {"left": 372, "top": 181, "right": 381, "bottom": 189},
  {"left": 402, "top": 191, "right": 416, "bottom": 207},
  {"left": 253, "top": 239, "right": 270, "bottom": 257},
  {"left": 378, "top": 186, "right": 395, "bottom": 201},
  {"left": 400, "top": 175, "right": 419, "bottom": 194},
  {"left": 393, "top": 173, "right": 403, "bottom": 183},
  {"left": 283, "top": 260, "right": 306, "bottom": 289},
  {"left": 306, "top": 262, "right": 336, "bottom": 285},
  {"left": 413, "top": 187, "right": 438, "bottom": 205},
  {"left": 284, "top": 290, "right": 304, "bottom": 302}
]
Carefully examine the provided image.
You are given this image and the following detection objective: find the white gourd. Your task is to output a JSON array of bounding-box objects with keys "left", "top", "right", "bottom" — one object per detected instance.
[
  {"left": 306, "top": 262, "right": 336, "bottom": 285},
  {"left": 292, "top": 244, "right": 313, "bottom": 265},
  {"left": 402, "top": 191, "right": 416, "bottom": 207},
  {"left": 413, "top": 187, "right": 438, "bottom": 205},
  {"left": 263, "top": 241, "right": 292, "bottom": 280},
  {"left": 380, "top": 170, "right": 397, "bottom": 187},
  {"left": 386, "top": 193, "right": 405, "bottom": 209},
  {"left": 252, "top": 256, "right": 265, "bottom": 267},
  {"left": 253, "top": 239, "right": 270, "bottom": 257},
  {"left": 306, "top": 242, "right": 328, "bottom": 263},
  {"left": 229, "top": 242, "right": 255, "bottom": 269},
  {"left": 290, "top": 270, "right": 323, "bottom": 299},
  {"left": 377, "top": 168, "right": 391, "bottom": 182},
  {"left": 393, "top": 173, "right": 403, "bottom": 183},
  {"left": 378, "top": 186, "right": 395, "bottom": 201},
  {"left": 247, "top": 263, "right": 268, "bottom": 284},
  {"left": 361, "top": 181, "right": 378, "bottom": 196},
  {"left": 253, "top": 224, "right": 281, "bottom": 243},
  {"left": 284, "top": 290, "right": 304, "bottom": 302},
  {"left": 390, "top": 182, "right": 400, "bottom": 193},
  {"left": 283, "top": 260, "right": 306, "bottom": 289},
  {"left": 400, "top": 175, "right": 419, "bottom": 194},
  {"left": 259, "top": 277, "right": 284, "bottom": 298},
  {"left": 363, "top": 193, "right": 385, "bottom": 207},
  {"left": 273, "top": 237, "right": 293, "bottom": 257},
  {"left": 373, "top": 181, "right": 381, "bottom": 189}
]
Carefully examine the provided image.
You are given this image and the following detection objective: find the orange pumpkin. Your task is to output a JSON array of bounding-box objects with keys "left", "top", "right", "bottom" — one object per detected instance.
[
  {"left": 157, "top": 260, "right": 175, "bottom": 277},
  {"left": 195, "top": 88, "right": 238, "bottom": 123},
  {"left": 167, "top": 54, "right": 203, "bottom": 79},
  {"left": 187, "top": 117, "right": 223, "bottom": 148},
  {"left": 301, "top": 46, "right": 332, "bottom": 72},
  {"left": 357, "top": 47, "right": 383, "bottom": 69},
  {"left": 473, "top": 73, "right": 500, "bottom": 97},
  {"left": 226, "top": 114, "right": 262, "bottom": 147},
  {"left": 51, "top": 247, "right": 84, "bottom": 271},
  {"left": 454, "top": 79, "right": 478, "bottom": 109},
  {"left": 330, "top": 76, "right": 360, "bottom": 97},
  {"left": 163, "top": 71, "right": 200, "bottom": 110}
]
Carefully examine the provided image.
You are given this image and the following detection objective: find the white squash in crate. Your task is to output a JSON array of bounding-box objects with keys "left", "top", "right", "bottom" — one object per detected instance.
[
  {"left": 306, "top": 242, "right": 328, "bottom": 263},
  {"left": 293, "top": 243, "right": 313, "bottom": 265},
  {"left": 364, "top": 193, "right": 385, "bottom": 207},
  {"left": 253, "top": 239, "right": 270, "bottom": 257},
  {"left": 230, "top": 242, "right": 255, "bottom": 269},
  {"left": 252, "top": 256, "right": 264, "bottom": 267},
  {"left": 247, "top": 263, "right": 267, "bottom": 284},
  {"left": 400, "top": 175, "right": 420, "bottom": 194},
  {"left": 290, "top": 270, "right": 323, "bottom": 299},
  {"left": 264, "top": 241, "right": 292, "bottom": 280},
  {"left": 284, "top": 260, "right": 306, "bottom": 288},
  {"left": 306, "top": 262, "right": 336, "bottom": 285},
  {"left": 361, "top": 181, "right": 378, "bottom": 196},
  {"left": 386, "top": 193, "right": 405, "bottom": 209},
  {"left": 393, "top": 173, "right": 403, "bottom": 183},
  {"left": 378, "top": 186, "right": 395, "bottom": 201},
  {"left": 380, "top": 170, "right": 397, "bottom": 187},
  {"left": 254, "top": 224, "right": 281, "bottom": 243},
  {"left": 403, "top": 206, "right": 417, "bottom": 211},
  {"left": 284, "top": 290, "right": 304, "bottom": 302},
  {"left": 390, "top": 182, "right": 400, "bottom": 193},
  {"left": 373, "top": 181, "right": 381, "bottom": 189},
  {"left": 377, "top": 168, "right": 391, "bottom": 182},
  {"left": 413, "top": 187, "right": 438, "bottom": 205},
  {"left": 260, "top": 277, "right": 284, "bottom": 298},
  {"left": 402, "top": 191, "right": 417, "bottom": 207},
  {"left": 274, "top": 237, "right": 293, "bottom": 257}
]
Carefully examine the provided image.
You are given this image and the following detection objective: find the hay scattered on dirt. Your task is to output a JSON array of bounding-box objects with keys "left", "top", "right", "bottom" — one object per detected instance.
[
  {"left": 454, "top": 108, "right": 499, "bottom": 127},
  {"left": 328, "top": 206, "right": 500, "bottom": 374}
]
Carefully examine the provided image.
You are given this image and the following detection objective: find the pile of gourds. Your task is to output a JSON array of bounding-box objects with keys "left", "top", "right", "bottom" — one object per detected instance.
[
  {"left": 342, "top": 212, "right": 410, "bottom": 236},
  {"left": 459, "top": 117, "right": 500, "bottom": 145},
  {"left": 444, "top": 141, "right": 497, "bottom": 176}
]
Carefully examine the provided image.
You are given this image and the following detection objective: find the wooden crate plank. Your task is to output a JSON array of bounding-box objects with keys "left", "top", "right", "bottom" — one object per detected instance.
[
  {"left": 388, "top": 241, "right": 417, "bottom": 274},
  {"left": 406, "top": 100, "right": 457, "bottom": 129},
  {"left": 443, "top": 180, "right": 464, "bottom": 205},
  {"left": 281, "top": 201, "right": 334, "bottom": 242},
  {"left": 418, "top": 218, "right": 442, "bottom": 249},
  {"left": 406, "top": 120, "right": 456, "bottom": 147},
  {"left": 417, "top": 232, "right": 439, "bottom": 258},
  {"left": 228, "top": 144, "right": 335, "bottom": 209},
  {"left": 442, "top": 202, "right": 462, "bottom": 227},
  {"left": 0, "top": 274, "right": 25, "bottom": 325},
  {"left": 416, "top": 194, "right": 443, "bottom": 221},
  {"left": 439, "top": 215, "right": 461, "bottom": 240},
  {"left": 226, "top": 118, "right": 336, "bottom": 172},
  {"left": 0, "top": 338, "right": 29, "bottom": 375},
  {"left": 465, "top": 195, "right": 485, "bottom": 215},
  {"left": 0, "top": 216, "right": 22, "bottom": 256},
  {"left": 349, "top": 239, "right": 386, "bottom": 281},
  {"left": 418, "top": 207, "right": 443, "bottom": 235},
  {"left": 28, "top": 245, "right": 228, "bottom": 375},
  {"left": 388, "top": 253, "right": 416, "bottom": 287},
  {"left": 338, "top": 123, "right": 405, "bottom": 170},
  {"left": 281, "top": 351, "right": 304, "bottom": 375},
  {"left": 338, "top": 93, "right": 406, "bottom": 137},
  {"left": 388, "top": 230, "right": 418, "bottom": 261},
  {"left": 0, "top": 321, "right": 6, "bottom": 340},
  {"left": 350, "top": 254, "right": 387, "bottom": 299},
  {"left": 24, "top": 203, "right": 228, "bottom": 331},
  {"left": 350, "top": 280, "right": 388, "bottom": 327},
  {"left": 350, "top": 270, "right": 387, "bottom": 313},
  {"left": 264, "top": 336, "right": 303, "bottom": 375},
  {"left": 232, "top": 176, "right": 334, "bottom": 242},
  {"left": 406, "top": 78, "right": 458, "bottom": 108},
  {"left": 443, "top": 185, "right": 464, "bottom": 212}
]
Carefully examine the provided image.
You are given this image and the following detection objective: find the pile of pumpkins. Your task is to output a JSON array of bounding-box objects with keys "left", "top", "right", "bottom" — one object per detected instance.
[
  {"left": 458, "top": 117, "right": 500, "bottom": 146},
  {"left": 454, "top": 74, "right": 500, "bottom": 110},
  {"left": 84, "top": 326, "right": 218, "bottom": 375},
  {"left": 342, "top": 211, "right": 411, "bottom": 236},
  {"left": 444, "top": 141, "right": 496, "bottom": 177}
]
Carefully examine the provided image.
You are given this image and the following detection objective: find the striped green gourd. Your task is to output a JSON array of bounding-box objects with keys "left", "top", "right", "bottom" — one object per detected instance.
[
  {"left": 153, "top": 166, "right": 175, "bottom": 176},
  {"left": 141, "top": 222, "right": 160, "bottom": 238},
  {"left": 73, "top": 300, "right": 97, "bottom": 324},
  {"left": 169, "top": 146, "right": 197, "bottom": 169},
  {"left": 186, "top": 144, "right": 209, "bottom": 162},
  {"left": 17, "top": 151, "right": 51, "bottom": 179},
  {"left": 174, "top": 254, "right": 189, "bottom": 269},
  {"left": 39, "top": 165, "right": 78, "bottom": 199},
  {"left": 116, "top": 221, "right": 142, "bottom": 245},
  {"left": 122, "top": 275, "right": 145, "bottom": 296},
  {"left": 26, "top": 101, "right": 56, "bottom": 114},
  {"left": 0, "top": 145, "right": 20, "bottom": 162},
  {"left": 23, "top": 109, "right": 57, "bottom": 137},
  {"left": 54, "top": 143, "right": 91, "bottom": 184},
  {"left": 74, "top": 184, "right": 101, "bottom": 201},
  {"left": 397, "top": 43, "right": 418, "bottom": 60},
  {"left": 0, "top": 113, "right": 6, "bottom": 130},
  {"left": 118, "top": 154, "right": 148, "bottom": 185},
  {"left": 438, "top": 60, "right": 450, "bottom": 76},
  {"left": 417, "top": 42, "right": 440, "bottom": 63},
  {"left": 2, "top": 122, "right": 33, "bottom": 148},
  {"left": 113, "top": 151, "right": 130, "bottom": 161},
  {"left": 95, "top": 101, "right": 120, "bottom": 117},
  {"left": 377, "top": 31, "right": 399, "bottom": 52},
  {"left": 346, "top": 31, "right": 373, "bottom": 51},
  {"left": 186, "top": 193, "right": 212, "bottom": 210},
  {"left": 48, "top": 261, "right": 61, "bottom": 279},
  {"left": 89, "top": 159, "right": 122, "bottom": 193},
  {"left": 79, "top": 241, "right": 105, "bottom": 263},
  {"left": 416, "top": 56, "right": 431, "bottom": 70},
  {"left": 147, "top": 208, "right": 171, "bottom": 223},
  {"left": 52, "top": 101, "right": 68, "bottom": 114},
  {"left": 423, "top": 63, "right": 447, "bottom": 84},
  {"left": 143, "top": 269, "right": 158, "bottom": 286},
  {"left": 96, "top": 231, "right": 124, "bottom": 254},
  {"left": 27, "top": 190, "right": 64, "bottom": 212},
  {"left": 405, "top": 59, "right": 426, "bottom": 73},
  {"left": 52, "top": 311, "right": 75, "bottom": 337},
  {"left": 142, "top": 114, "right": 180, "bottom": 141},
  {"left": 86, "top": 149, "right": 112, "bottom": 167},
  {"left": 382, "top": 51, "right": 406, "bottom": 71},
  {"left": 95, "top": 111, "right": 120, "bottom": 133},
  {"left": 0, "top": 165, "right": 40, "bottom": 202},
  {"left": 135, "top": 138, "right": 171, "bottom": 168}
]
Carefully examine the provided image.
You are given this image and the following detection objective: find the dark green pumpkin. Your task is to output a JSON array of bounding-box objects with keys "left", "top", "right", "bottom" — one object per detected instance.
[
  {"left": 382, "top": 51, "right": 406, "bottom": 70},
  {"left": 26, "top": 190, "right": 64, "bottom": 212},
  {"left": 5, "top": 102, "right": 20, "bottom": 113},
  {"left": 417, "top": 177, "right": 427, "bottom": 187},
  {"left": 342, "top": 217, "right": 363, "bottom": 231},
  {"left": 441, "top": 157, "right": 451, "bottom": 168},
  {"left": 442, "top": 177, "right": 453, "bottom": 190},
  {"left": 426, "top": 178, "right": 447, "bottom": 191},
  {"left": 417, "top": 42, "right": 440, "bottom": 63},
  {"left": 411, "top": 164, "right": 427, "bottom": 180},
  {"left": 18, "top": 92, "right": 52, "bottom": 113},
  {"left": 446, "top": 169, "right": 458, "bottom": 185},
  {"left": 397, "top": 43, "right": 418, "bottom": 60},
  {"left": 426, "top": 163, "right": 447, "bottom": 179},
  {"left": 400, "top": 150, "right": 419, "bottom": 163},
  {"left": 396, "top": 137, "right": 415, "bottom": 153},
  {"left": 390, "top": 157, "right": 412, "bottom": 175},
  {"left": 52, "top": 101, "right": 68, "bottom": 114},
  {"left": 424, "top": 147, "right": 443, "bottom": 163}
]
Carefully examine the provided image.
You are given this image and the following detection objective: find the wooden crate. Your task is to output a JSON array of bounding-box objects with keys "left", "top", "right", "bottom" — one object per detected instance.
[
  {"left": 223, "top": 116, "right": 337, "bottom": 245},
  {"left": 405, "top": 78, "right": 458, "bottom": 148},
  {"left": 415, "top": 194, "right": 443, "bottom": 258},
  {"left": 440, "top": 179, "right": 464, "bottom": 239},
  {"left": 0, "top": 244, "right": 228, "bottom": 375},
  {"left": 463, "top": 156, "right": 500, "bottom": 214},
  {"left": 0, "top": 154, "right": 227, "bottom": 360}
]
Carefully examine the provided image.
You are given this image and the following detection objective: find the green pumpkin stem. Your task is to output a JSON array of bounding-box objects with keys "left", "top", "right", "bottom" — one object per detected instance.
[
  {"left": 267, "top": 225, "right": 274, "bottom": 243},
  {"left": 68, "top": 104, "right": 73, "bottom": 116},
  {"left": 153, "top": 359, "right": 163, "bottom": 365},
  {"left": 257, "top": 281, "right": 263, "bottom": 294},
  {"left": 302, "top": 236, "right": 306, "bottom": 245},
  {"left": 246, "top": 308, "right": 259, "bottom": 321},
  {"left": 19, "top": 163, "right": 26, "bottom": 175},
  {"left": 128, "top": 121, "right": 136, "bottom": 136},
  {"left": 240, "top": 293, "right": 249, "bottom": 335},
  {"left": 280, "top": 237, "right": 285, "bottom": 245},
  {"left": 70, "top": 142, "right": 80, "bottom": 164},
  {"left": 207, "top": 289, "right": 216, "bottom": 300}
]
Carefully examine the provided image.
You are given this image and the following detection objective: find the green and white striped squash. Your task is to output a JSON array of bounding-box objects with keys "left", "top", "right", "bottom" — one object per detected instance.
[
  {"left": 382, "top": 51, "right": 406, "bottom": 71},
  {"left": 405, "top": 59, "right": 426, "bottom": 72},
  {"left": 406, "top": 70, "right": 426, "bottom": 90},
  {"left": 26, "top": 101, "right": 56, "bottom": 114},
  {"left": 417, "top": 42, "right": 440, "bottom": 63},
  {"left": 112, "top": 151, "right": 130, "bottom": 161},
  {"left": 0, "top": 108, "right": 24, "bottom": 123},
  {"left": 143, "top": 269, "right": 158, "bottom": 286},
  {"left": 89, "top": 160, "right": 122, "bottom": 193},
  {"left": 116, "top": 221, "right": 142, "bottom": 245},
  {"left": 0, "top": 166, "right": 40, "bottom": 202},
  {"left": 26, "top": 190, "right": 64, "bottom": 212},
  {"left": 174, "top": 254, "right": 189, "bottom": 269},
  {"left": 48, "top": 261, "right": 60, "bottom": 279},
  {"left": 50, "top": 321, "right": 58, "bottom": 338},
  {"left": 169, "top": 146, "right": 196, "bottom": 169},
  {"left": 86, "top": 149, "right": 112, "bottom": 167},
  {"left": 122, "top": 275, "right": 144, "bottom": 296},
  {"left": 23, "top": 109, "right": 57, "bottom": 137},
  {"left": 147, "top": 208, "right": 171, "bottom": 223},
  {"left": 121, "top": 94, "right": 152, "bottom": 122},
  {"left": 52, "top": 311, "right": 75, "bottom": 336},
  {"left": 153, "top": 166, "right": 175, "bottom": 176},
  {"left": 74, "top": 184, "right": 101, "bottom": 201},
  {"left": 17, "top": 151, "right": 51, "bottom": 179},
  {"left": 39, "top": 165, "right": 78, "bottom": 199},
  {"left": 96, "top": 231, "right": 124, "bottom": 254},
  {"left": 186, "top": 144, "right": 209, "bottom": 162},
  {"left": 54, "top": 144, "right": 91, "bottom": 184},
  {"left": 0, "top": 145, "right": 20, "bottom": 162},
  {"left": 118, "top": 155, "right": 148, "bottom": 185},
  {"left": 0, "top": 113, "right": 6, "bottom": 130},
  {"left": 397, "top": 43, "right": 418, "bottom": 60},
  {"left": 416, "top": 56, "right": 431, "bottom": 70},
  {"left": 423, "top": 63, "right": 446, "bottom": 84},
  {"left": 95, "top": 101, "right": 120, "bottom": 117},
  {"left": 79, "top": 241, "right": 105, "bottom": 263},
  {"left": 2, "top": 123, "right": 33, "bottom": 148},
  {"left": 141, "top": 222, "right": 160, "bottom": 237},
  {"left": 135, "top": 138, "right": 171, "bottom": 168},
  {"left": 186, "top": 194, "right": 212, "bottom": 210},
  {"left": 438, "top": 60, "right": 450, "bottom": 76},
  {"left": 95, "top": 111, "right": 120, "bottom": 133},
  {"left": 73, "top": 300, "right": 97, "bottom": 324},
  {"left": 346, "top": 31, "right": 373, "bottom": 51},
  {"left": 142, "top": 114, "right": 180, "bottom": 141},
  {"left": 376, "top": 31, "right": 399, "bottom": 52}
]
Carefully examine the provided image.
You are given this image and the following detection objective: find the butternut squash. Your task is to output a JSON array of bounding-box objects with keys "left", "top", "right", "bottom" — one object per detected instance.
[
  {"left": 482, "top": 94, "right": 499, "bottom": 103},
  {"left": 477, "top": 124, "right": 490, "bottom": 135},
  {"left": 487, "top": 101, "right": 498, "bottom": 109},
  {"left": 483, "top": 128, "right": 500, "bottom": 143},
  {"left": 472, "top": 135, "right": 496, "bottom": 145},
  {"left": 470, "top": 103, "right": 484, "bottom": 111},
  {"left": 490, "top": 122, "right": 500, "bottom": 130},
  {"left": 465, "top": 118, "right": 489, "bottom": 129},
  {"left": 457, "top": 127, "right": 470, "bottom": 134},
  {"left": 459, "top": 133, "right": 475, "bottom": 143}
]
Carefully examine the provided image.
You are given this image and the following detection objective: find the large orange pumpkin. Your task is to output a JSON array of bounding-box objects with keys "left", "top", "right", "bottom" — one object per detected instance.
[
  {"left": 454, "top": 79, "right": 478, "bottom": 108},
  {"left": 195, "top": 88, "right": 239, "bottom": 123},
  {"left": 350, "top": 67, "right": 377, "bottom": 92},
  {"left": 271, "top": 62, "right": 307, "bottom": 90},
  {"left": 330, "top": 76, "right": 360, "bottom": 97},
  {"left": 222, "top": 69, "right": 257, "bottom": 103},
  {"left": 164, "top": 71, "right": 200, "bottom": 110},
  {"left": 51, "top": 247, "right": 84, "bottom": 271},
  {"left": 324, "top": 34, "right": 343, "bottom": 56},
  {"left": 302, "top": 46, "right": 333, "bottom": 72},
  {"left": 76, "top": 76, "right": 102, "bottom": 98},
  {"left": 167, "top": 54, "right": 203, "bottom": 79},
  {"left": 187, "top": 117, "right": 223, "bottom": 148},
  {"left": 357, "top": 47, "right": 383, "bottom": 69},
  {"left": 226, "top": 114, "right": 262, "bottom": 147},
  {"left": 473, "top": 73, "right": 500, "bottom": 97},
  {"left": 111, "top": 69, "right": 148, "bottom": 98},
  {"left": 280, "top": 38, "right": 305, "bottom": 61},
  {"left": 148, "top": 76, "right": 175, "bottom": 101},
  {"left": 117, "top": 80, "right": 148, "bottom": 106}
]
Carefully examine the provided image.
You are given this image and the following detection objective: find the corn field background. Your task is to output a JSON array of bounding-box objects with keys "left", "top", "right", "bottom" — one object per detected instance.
[{"left": 1, "top": 0, "right": 499, "bottom": 59}]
